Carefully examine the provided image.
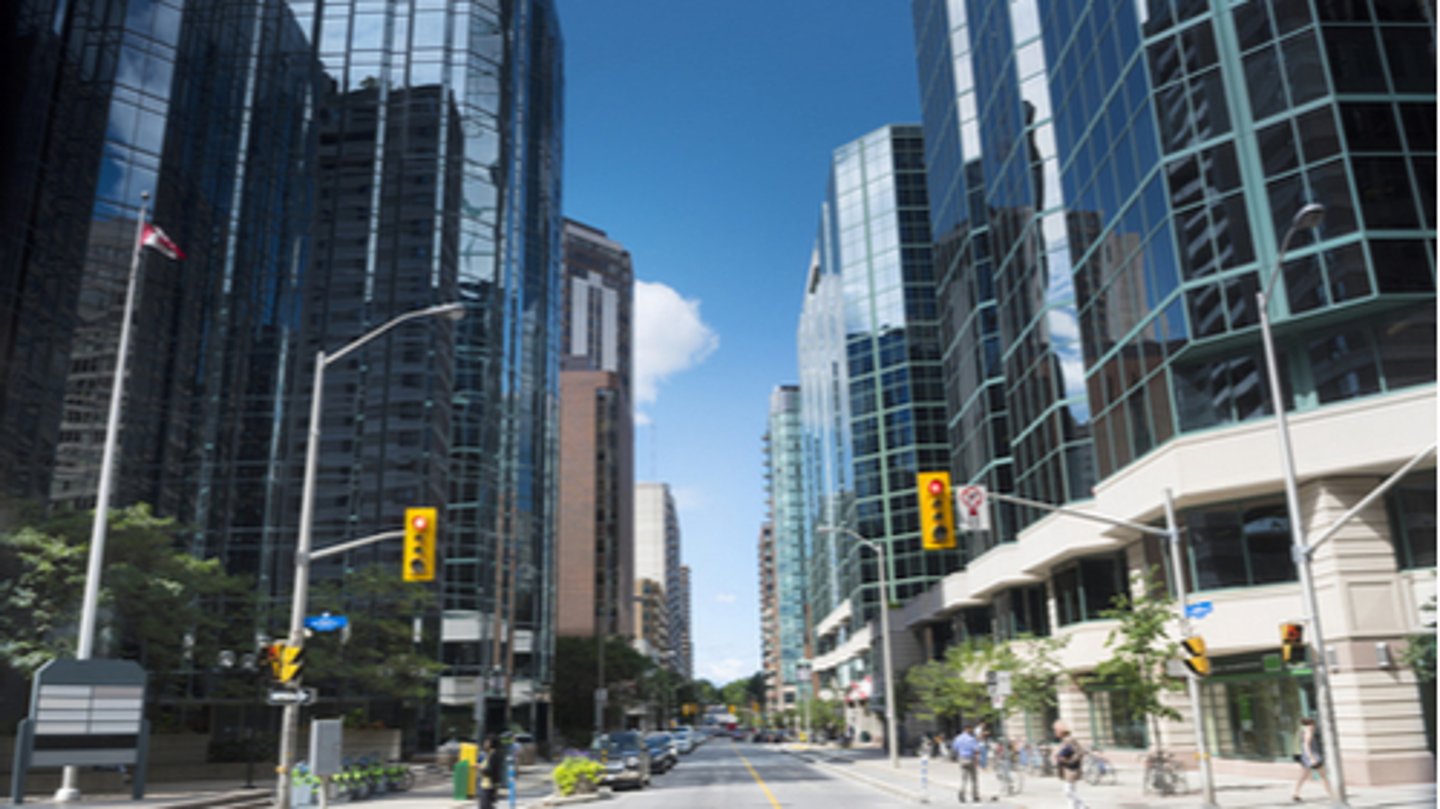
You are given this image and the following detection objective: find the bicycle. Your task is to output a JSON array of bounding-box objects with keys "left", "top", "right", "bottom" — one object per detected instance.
[
  {"left": 1018, "top": 742, "right": 1053, "bottom": 778},
  {"left": 1083, "top": 747, "right": 1117, "bottom": 786},
  {"left": 1141, "top": 749, "right": 1188, "bottom": 796},
  {"left": 991, "top": 743, "right": 1024, "bottom": 796}
]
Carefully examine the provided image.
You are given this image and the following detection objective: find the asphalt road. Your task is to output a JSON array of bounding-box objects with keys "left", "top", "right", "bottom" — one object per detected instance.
[{"left": 616, "top": 740, "right": 904, "bottom": 808}]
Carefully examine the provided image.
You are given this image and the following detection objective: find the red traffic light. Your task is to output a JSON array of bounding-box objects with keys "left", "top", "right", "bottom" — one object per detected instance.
[
  {"left": 927, "top": 479, "right": 946, "bottom": 496},
  {"left": 411, "top": 513, "right": 429, "bottom": 532}
]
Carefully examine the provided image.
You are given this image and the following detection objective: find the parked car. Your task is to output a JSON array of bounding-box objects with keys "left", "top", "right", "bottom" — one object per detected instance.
[
  {"left": 644, "top": 732, "right": 678, "bottom": 773},
  {"left": 591, "top": 731, "right": 651, "bottom": 789},
  {"left": 672, "top": 727, "right": 696, "bottom": 754}
]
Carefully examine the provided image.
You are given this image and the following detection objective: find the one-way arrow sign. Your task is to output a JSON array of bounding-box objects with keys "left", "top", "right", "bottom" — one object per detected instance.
[{"left": 267, "top": 688, "right": 318, "bottom": 706}]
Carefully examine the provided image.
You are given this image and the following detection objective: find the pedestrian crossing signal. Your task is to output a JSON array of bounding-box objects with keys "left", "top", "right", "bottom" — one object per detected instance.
[
  {"left": 1281, "top": 622, "right": 1304, "bottom": 664},
  {"left": 1180, "top": 636, "right": 1210, "bottom": 677}
]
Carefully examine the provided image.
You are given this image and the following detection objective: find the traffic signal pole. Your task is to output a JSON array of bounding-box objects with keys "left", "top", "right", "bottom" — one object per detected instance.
[
  {"left": 1164, "top": 489, "right": 1218, "bottom": 809},
  {"left": 982, "top": 488, "right": 1215, "bottom": 805}
]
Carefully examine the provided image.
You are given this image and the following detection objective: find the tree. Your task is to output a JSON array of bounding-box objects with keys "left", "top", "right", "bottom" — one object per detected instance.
[
  {"left": 551, "top": 635, "right": 655, "bottom": 745},
  {"left": 304, "top": 564, "right": 444, "bottom": 709},
  {"left": 996, "top": 633, "right": 1070, "bottom": 720},
  {"left": 1093, "top": 568, "right": 1182, "bottom": 749},
  {"left": 0, "top": 503, "right": 248, "bottom": 677},
  {"left": 905, "top": 638, "right": 999, "bottom": 728},
  {"left": 1402, "top": 595, "right": 1436, "bottom": 683}
]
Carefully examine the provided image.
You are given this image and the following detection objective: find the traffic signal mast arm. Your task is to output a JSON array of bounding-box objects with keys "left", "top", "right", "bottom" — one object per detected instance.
[{"left": 306, "top": 528, "right": 406, "bottom": 562}]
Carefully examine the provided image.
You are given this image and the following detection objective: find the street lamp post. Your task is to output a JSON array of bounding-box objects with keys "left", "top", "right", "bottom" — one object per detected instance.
[
  {"left": 1255, "top": 203, "right": 1348, "bottom": 805},
  {"left": 275, "top": 302, "right": 465, "bottom": 809},
  {"left": 818, "top": 525, "right": 899, "bottom": 769}
]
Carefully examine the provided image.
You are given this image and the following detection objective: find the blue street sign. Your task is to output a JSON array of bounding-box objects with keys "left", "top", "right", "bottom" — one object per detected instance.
[
  {"left": 1185, "top": 601, "right": 1214, "bottom": 620},
  {"left": 305, "top": 613, "right": 349, "bottom": 632}
]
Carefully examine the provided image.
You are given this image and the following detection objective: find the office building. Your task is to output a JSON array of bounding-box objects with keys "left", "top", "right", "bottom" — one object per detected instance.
[
  {"left": 635, "top": 482, "right": 684, "bottom": 671},
  {"left": 764, "top": 385, "right": 809, "bottom": 709},
  {"left": 796, "top": 125, "right": 958, "bottom": 739},
  {"left": 908, "top": 0, "right": 1435, "bottom": 783},
  {"left": 556, "top": 220, "right": 635, "bottom": 641}
]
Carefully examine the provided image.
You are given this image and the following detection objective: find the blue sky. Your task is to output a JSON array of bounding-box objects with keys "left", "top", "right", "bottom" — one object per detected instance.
[{"left": 557, "top": 1, "right": 923, "bottom": 685}]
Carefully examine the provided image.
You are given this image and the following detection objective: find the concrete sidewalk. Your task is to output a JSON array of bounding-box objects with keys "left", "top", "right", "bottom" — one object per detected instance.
[
  {"left": 785, "top": 745, "right": 1437, "bottom": 809},
  {"left": 8, "top": 764, "right": 557, "bottom": 809}
]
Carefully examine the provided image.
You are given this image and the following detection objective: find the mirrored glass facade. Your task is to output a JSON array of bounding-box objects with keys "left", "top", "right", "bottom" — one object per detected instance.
[
  {"left": 765, "top": 385, "right": 807, "bottom": 701},
  {"left": 798, "top": 125, "right": 960, "bottom": 634},
  {"left": 914, "top": 0, "right": 1434, "bottom": 549}
]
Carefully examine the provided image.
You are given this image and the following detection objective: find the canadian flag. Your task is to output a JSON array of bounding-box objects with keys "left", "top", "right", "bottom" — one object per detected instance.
[{"left": 141, "top": 223, "right": 186, "bottom": 260}]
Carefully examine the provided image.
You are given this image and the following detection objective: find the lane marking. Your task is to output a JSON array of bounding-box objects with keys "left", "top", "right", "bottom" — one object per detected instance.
[{"left": 732, "top": 742, "right": 783, "bottom": 808}]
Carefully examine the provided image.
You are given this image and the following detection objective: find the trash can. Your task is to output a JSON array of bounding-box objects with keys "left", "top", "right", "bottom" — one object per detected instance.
[{"left": 452, "top": 759, "right": 470, "bottom": 801}]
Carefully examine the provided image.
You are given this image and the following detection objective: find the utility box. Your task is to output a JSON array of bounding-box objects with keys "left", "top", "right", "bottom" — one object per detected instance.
[{"left": 309, "top": 719, "right": 344, "bottom": 777}]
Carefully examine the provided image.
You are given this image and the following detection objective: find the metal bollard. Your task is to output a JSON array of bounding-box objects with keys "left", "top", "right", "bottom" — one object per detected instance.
[{"left": 920, "top": 751, "right": 929, "bottom": 803}]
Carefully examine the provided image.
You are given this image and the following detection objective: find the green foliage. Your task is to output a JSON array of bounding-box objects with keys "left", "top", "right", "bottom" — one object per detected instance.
[
  {"left": 905, "top": 637, "right": 1000, "bottom": 725},
  {"left": 551, "top": 756, "right": 604, "bottom": 796},
  {"left": 807, "top": 697, "right": 844, "bottom": 734},
  {"left": 552, "top": 635, "right": 657, "bottom": 745},
  {"left": 1402, "top": 595, "right": 1436, "bottom": 683},
  {"left": 1093, "top": 568, "right": 1183, "bottom": 739},
  {"left": 304, "top": 564, "right": 443, "bottom": 707},
  {"left": 0, "top": 503, "right": 248, "bottom": 675},
  {"left": 994, "top": 633, "right": 1071, "bottom": 718},
  {"left": 719, "top": 676, "right": 751, "bottom": 710}
]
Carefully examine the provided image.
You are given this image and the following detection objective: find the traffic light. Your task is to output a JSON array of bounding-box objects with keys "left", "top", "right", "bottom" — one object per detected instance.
[
  {"left": 1281, "top": 622, "right": 1305, "bottom": 664},
  {"left": 267, "top": 641, "right": 285, "bottom": 681},
  {"left": 403, "top": 506, "right": 438, "bottom": 582},
  {"left": 916, "top": 471, "right": 956, "bottom": 550},
  {"left": 1180, "top": 636, "right": 1210, "bottom": 677}
]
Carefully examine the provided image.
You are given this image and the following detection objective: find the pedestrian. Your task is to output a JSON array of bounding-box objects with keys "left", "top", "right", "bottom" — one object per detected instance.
[
  {"left": 1054, "top": 724, "right": 1088, "bottom": 809},
  {"left": 1291, "top": 717, "right": 1336, "bottom": 803},
  {"left": 952, "top": 723, "right": 981, "bottom": 803},
  {"left": 476, "top": 734, "right": 503, "bottom": 809}
]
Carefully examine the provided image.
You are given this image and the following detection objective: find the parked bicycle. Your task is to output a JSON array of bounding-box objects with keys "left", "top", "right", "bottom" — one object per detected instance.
[
  {"left": 1018, "top": 742, "right": 1053, "bottom": 778},
  {"left": 1083, "top": 746, "right": 1117, "bottom": 786},
  {"left": 1141, "top": 749, "right": 1188, "bottom": 796},
  {"left": 990, "top": 741, "right": 1025, "bottom": 796}
]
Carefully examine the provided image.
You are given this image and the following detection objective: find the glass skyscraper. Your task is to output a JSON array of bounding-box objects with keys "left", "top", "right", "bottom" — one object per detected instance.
[
  {"left": 764, "top": 384, "right": 808, "bottom": 707},
  {"left": 2, "top": 0, "right": 563, "bottom": 749},
  {"left": 799, "top": 125, "right": 960, "bottom": 720},
  {"left": 909, "top": 0, "right": 1434, "bottom": 780}
]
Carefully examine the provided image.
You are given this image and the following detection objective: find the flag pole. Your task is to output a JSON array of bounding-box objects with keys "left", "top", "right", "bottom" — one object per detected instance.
[{"left": 56, "top": 190, "right": 150, "bottom": 802}]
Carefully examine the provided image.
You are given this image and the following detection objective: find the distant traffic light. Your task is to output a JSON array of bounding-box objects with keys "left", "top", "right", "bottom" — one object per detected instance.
[
  {"left": 267, "top": 641, "right": 286, "bottom": 681},
  {"left": 403, "top": 507, "right": 438, "bottom": 582},
  {"left": 916, "top": 471, "right": 956, "bottom": 550},
  {"left": 1281, "top": 622, "right": 1305, "bottom": 664},
  {"left": 268, "top": 642, "right": 303, "bottom": 683},
  {"left": 1180, "top": 636, "right": 1210, "bottom": 677}
]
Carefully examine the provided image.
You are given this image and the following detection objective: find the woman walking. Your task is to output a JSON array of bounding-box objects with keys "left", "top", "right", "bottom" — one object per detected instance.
[{"left": 1291, "top": 718, "right": 1336, "bottom": 803}]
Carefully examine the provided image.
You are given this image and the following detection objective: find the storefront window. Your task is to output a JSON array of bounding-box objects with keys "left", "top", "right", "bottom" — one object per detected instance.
[
  {"left": 1086, "top": 688, "right": 1147, "bottom": 749},
  {"left": 1200, "top": 653, "right": 1314, "bottom": 762}
]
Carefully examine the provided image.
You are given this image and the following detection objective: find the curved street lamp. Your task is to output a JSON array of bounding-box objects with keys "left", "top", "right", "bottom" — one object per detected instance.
[
  {"left": 276, "top": 301, "right": 466, "bottom": 809},
  {"left": 817, "top": 524, "right": 899, "bottom": 769},
  {"left": 1255, "top": 203, "right": 1349, "bottom": 805}
]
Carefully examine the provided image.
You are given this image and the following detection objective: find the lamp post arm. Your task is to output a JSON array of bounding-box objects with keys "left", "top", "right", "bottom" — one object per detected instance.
[
  {"left": 1304, "top": 443, "right": 1437, "bottom": 559},
  {"left": 985, "top": 490, "right": 1170, "bottom": 537},
  {"left": 307, "top": 529, "right": 406, "bottom": 562},
  {"left": 324, "top": 303, "right": 464, "bottom": 367}
]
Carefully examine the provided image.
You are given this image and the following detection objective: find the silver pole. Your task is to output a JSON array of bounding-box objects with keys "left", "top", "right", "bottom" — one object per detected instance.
[
  {"left": 1164, "top": 488, "right": 1217, "bottom": 808},
  {"left": 276, "top": 349, "right": 326, "bottom": 809},
  {"left": 864, "top": 538, "right": 900, "bottom": 770},
  {"left": 1256, "top": 204, "right": 1346, "bottom": 806},
  {"left": 57, "top": 192, "right": 151, "bottom": 803}
]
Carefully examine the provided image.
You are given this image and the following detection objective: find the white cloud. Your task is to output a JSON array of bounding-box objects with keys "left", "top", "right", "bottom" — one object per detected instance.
[
  {"left": 699, "top": 657, "right": 749, "bottom": 683},
  {"left": 633, "top": 280, "right": 719, "bottom": 408},
  {"left": 714, "top": 592, "right": 737, "bottom": 604}
]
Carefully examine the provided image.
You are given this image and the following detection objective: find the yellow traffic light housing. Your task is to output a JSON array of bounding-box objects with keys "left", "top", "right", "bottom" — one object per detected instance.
[
  {"left": 404, "top": 506, "right": 438, "bottom": 582},
  {"left": 268, "top": 641, "right": 286, "bottom": 681},
  {"left": 1281, "top": 622, "right": 1305, "bottom": 664},
  {"left": 276, "top": 643, "right": 304, "bottom": 683},
  {"left": 916, "top": 471, "right": 956, "bottom": 550},
  {"left": 1180, "top": 635, "right": 1210, "bottom": 677}
]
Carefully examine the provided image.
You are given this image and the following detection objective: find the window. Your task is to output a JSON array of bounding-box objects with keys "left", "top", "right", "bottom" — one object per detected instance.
[
  {"left": 1053, "top": 553, "right": 1126, "bottom": 626},
  {"left": 1186, "top": 500, "right": 1298, "bottom": 590},
  {"left": 1387, "top": 470, "right": 1436, "bottom": 570},
  {"left": 1087, "top": 688, "right": 1146, "bottom": 749}
]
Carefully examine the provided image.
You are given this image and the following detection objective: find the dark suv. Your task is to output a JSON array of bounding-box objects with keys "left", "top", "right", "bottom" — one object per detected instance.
[{"left": 591, "top": 731, "right": 651, "bottom": 789}]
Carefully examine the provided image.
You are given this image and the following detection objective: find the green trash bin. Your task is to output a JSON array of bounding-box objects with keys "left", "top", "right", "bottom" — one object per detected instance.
[{"left": 453, "top": 759, "right": 470, "bottom": 800}]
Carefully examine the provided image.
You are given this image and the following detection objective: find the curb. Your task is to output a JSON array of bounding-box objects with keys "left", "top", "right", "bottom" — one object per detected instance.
[{"left": 781, "top": 747, "right": 928, "bottom": 804}]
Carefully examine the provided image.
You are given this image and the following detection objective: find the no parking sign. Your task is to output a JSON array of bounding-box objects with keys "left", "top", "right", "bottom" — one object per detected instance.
[{"left": 956, "top": 485, "right": 990, "bottom": 532}]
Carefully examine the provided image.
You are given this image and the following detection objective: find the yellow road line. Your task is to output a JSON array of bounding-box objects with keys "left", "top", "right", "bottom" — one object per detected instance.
[{"left": 732, "top": 743, "right": 783, "bottom": 808}]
